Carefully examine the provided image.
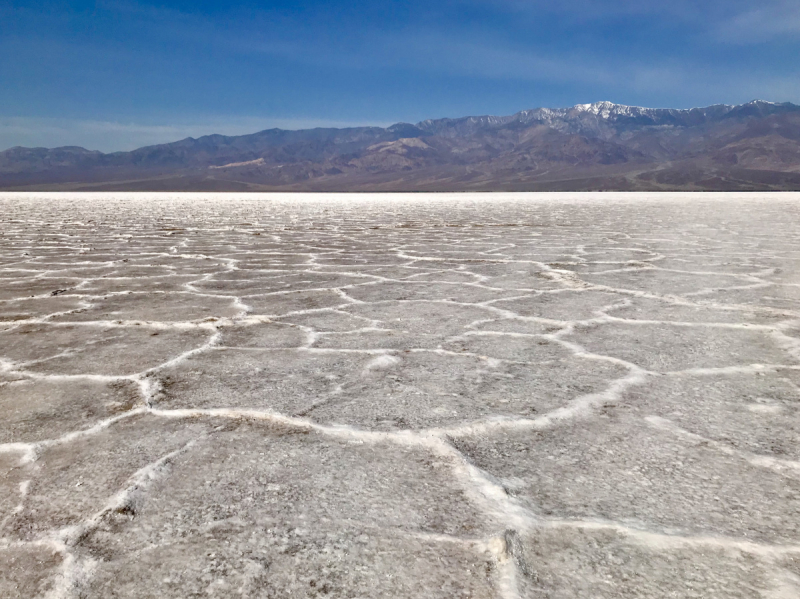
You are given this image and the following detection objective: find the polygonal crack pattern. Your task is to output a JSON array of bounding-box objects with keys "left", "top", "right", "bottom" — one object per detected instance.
[{"left": 1, "top": 192, "right": 800, "bottom": 598}]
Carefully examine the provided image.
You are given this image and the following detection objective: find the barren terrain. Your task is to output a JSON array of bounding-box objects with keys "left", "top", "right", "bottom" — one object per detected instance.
[
  {"left": 3, "top": 101, "right": 800, "bottom": 192},
  {"left": 1, "top": 192, "right": 799, "bottom": 598}
]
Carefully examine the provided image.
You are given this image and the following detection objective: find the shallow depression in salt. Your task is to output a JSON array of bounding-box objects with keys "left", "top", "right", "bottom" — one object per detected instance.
[{"left": 1, "top": 192, "right": 800, "bottom": 598}]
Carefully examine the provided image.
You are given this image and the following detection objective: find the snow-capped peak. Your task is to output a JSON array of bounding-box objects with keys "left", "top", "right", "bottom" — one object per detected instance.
[
  {"left": 571, "top": 101, "right": 649, "bottom": 118},
  {"left": 418, "top": 100, "right": 793, "bottom": 132}
]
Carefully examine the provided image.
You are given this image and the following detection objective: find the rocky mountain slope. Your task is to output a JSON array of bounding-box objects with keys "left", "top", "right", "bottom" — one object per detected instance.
[{"left": 2, "top": 100, "right": 800, "bottom": 191}]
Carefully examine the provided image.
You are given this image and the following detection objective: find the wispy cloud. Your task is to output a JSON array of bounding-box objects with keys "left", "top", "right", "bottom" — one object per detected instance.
[
  {"left": 105, "top": 1, "right": 798, "bottom": 94},
  {"left": 367, "top": 28, "right": 800, "bottom": 105},
  {"left": 371, "top": 31, "right": 616, "bottom": 85},
  {"left": 713, "top": 1, "right": 800, "bottom": 44},
  {"left": 2, "top": 0, "right": 799, "bottom": 144},
  {"left": 466, "top": 0, "right": 751, "bottom": 21},
  {"left": 463, "top": 0, "right": 800, "bottom": 43}
]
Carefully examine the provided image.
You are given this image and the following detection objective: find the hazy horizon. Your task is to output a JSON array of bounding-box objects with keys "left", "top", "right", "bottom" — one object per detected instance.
[
  {"left": 3, "top": 0, "right": 800, "bottom": 151},
  {"left": 2, "top": 98, "right": 796, "bottom": 154}
]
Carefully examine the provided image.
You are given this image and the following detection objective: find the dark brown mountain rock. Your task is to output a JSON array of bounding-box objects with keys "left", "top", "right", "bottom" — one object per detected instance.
[{"left": 2, "top": 100, "right": 800, "bottom": 190}]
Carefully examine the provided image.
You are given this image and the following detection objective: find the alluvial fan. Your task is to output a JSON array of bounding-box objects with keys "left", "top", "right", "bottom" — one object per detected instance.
[{"left": 1, "top": 192, "right": 799, "bottom": 598}]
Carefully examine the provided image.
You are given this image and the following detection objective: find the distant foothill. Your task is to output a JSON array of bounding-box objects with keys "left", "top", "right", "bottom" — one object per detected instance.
[{"left": 1, "top": 100, "right": 799, "bottom": 191}]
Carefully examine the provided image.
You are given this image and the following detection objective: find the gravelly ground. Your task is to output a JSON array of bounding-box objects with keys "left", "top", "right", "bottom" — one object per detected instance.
[{"left": 1, "top": 192, "right": 800, "bottom": 598}]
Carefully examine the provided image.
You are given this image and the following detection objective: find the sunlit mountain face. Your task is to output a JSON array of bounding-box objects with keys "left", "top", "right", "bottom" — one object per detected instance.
[{"left": 2, "top": 101, "right": 800, "bottom": 191}]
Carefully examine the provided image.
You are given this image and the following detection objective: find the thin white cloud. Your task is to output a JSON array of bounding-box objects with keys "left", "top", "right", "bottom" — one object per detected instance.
[
  {"left": 462, "top": 0, "right": 800, "bottom": 43},
  {"left": 0, "top": 116, "right": 389, "bottom": 153},
  {"left": 373, "top": 31, "right": 617, "bottom": 85},
  {"left": 713, "top": 2, "right": 800, "bottom": 44},
  {"left": 3, "top": 0, "right": 799, "bottom": 152},
  {"left": 467, "top": 0, "right": 768, "bottom": 22},
  {"left": 370, "top": 28, "right": 797, "bottom": 105}
]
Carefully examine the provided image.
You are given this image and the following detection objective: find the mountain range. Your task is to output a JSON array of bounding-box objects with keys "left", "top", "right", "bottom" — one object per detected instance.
[{"left": 3, "top": 100, "right": 800, "bottom": 191}]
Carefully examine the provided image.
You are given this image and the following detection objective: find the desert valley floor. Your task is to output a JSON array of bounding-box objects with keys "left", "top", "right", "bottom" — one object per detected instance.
[{"left": 1, "top": 192, "right": 799, "bottom": 598}]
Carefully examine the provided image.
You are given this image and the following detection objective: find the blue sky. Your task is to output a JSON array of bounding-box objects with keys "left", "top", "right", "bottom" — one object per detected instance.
[{"left": 2, "top": 0, "right": 800, "bottom": 151}]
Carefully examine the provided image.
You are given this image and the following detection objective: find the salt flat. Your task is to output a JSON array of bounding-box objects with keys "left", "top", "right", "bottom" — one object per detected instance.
[{"left": 1, "top": 192, "right": 799, "bottom": 598}]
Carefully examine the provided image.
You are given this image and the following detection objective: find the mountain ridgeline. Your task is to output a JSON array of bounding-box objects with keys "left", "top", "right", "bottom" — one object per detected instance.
[{"left": 3, "top": 100, "right": 800, "bottom": 191}]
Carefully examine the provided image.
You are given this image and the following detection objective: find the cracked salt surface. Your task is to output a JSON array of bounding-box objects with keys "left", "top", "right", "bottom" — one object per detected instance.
[{"left": 1, "top": 192, "right": 800, "bottom": 598}]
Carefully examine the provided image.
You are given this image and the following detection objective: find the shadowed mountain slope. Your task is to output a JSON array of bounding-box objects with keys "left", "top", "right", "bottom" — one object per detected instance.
[{"left": 3, "top": 101, "right": 800, "bottom": 191}]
